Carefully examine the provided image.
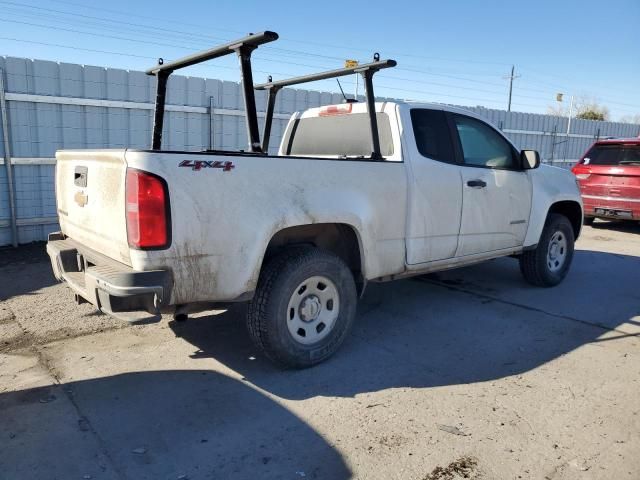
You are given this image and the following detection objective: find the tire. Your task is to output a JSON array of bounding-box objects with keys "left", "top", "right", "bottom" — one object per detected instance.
[
  {"left": 519, "top": 213, "right": 575, "bottom": 287},
  {"left": 247, "top": 248, "right": 358, "bottom": 368},
  {"left": 583, "top": 216, "right": 595, "bottom": 226}
]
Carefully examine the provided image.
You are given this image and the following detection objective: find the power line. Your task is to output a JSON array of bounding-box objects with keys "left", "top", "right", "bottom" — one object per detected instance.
[
  {"left": 0, "top": 35, "right": 157, "bottom": 60},
  {"left": 0, "top": 16, "right": 557, "bottom": 104},
  {"left": 518, "top": 69, "right": 640, "bottom": 103},
  {"left": 0, "top": 37, "right": 520, "bottom": 110},
  {"left": 2, "top": 0, "right": 629, "bottom": 109},
  {"left": 29, "top": 0, "right": 513, "bottom": 67},
  {"left": 0, "top": 32, "right": 544, "bottom": 108},
  {"left": 4, "top": 32, "right": 639, "bottom": 116},
  {"left": 0, "top": 18, "right": 510, "bottom": 96},
  {"left": 1, "top": 3, "right": 637, "bottom": 115},
  {"left": 0, "top": 2, "right": 506, "bottom": 75},
  {"left": 0, "top": 18, "right": 213, "bottom": 51},
  {"left": 4, "top": 0, "right": 638, "bottom": 108}
]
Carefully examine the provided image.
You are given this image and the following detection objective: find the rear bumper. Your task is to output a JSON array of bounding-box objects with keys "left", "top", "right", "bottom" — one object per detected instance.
[
  {"left": 46, "top": 232, "right": 172, "bottom": 315},
  {"left": 582, "top": 194, "right": 640, "bottom": 220}
]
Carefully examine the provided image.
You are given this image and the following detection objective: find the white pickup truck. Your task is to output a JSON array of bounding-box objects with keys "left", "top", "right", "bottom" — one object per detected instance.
[{"left": 47, "top": 32, "right": 583, "bottom": 368}]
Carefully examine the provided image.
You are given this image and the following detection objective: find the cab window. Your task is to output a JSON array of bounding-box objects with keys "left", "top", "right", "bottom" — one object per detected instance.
[
  {"left": 410, "top": 109, "right": 456, "bottom": 163},
  {"left": 453, "top": 114, "right": 517, "bottom": 169}
]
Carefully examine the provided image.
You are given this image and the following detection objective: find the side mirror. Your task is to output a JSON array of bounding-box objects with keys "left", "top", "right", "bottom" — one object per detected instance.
[{"left": 521, "top": 150, "right": 540, "bottom": 169}]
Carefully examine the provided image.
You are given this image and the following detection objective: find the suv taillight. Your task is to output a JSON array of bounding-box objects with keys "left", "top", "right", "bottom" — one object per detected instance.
[
  {"left": 571, "top": 164, "right": 591, "bottom": 180},
  {"left": 126, "top": 168, "right": 170, "bottom": 249}
]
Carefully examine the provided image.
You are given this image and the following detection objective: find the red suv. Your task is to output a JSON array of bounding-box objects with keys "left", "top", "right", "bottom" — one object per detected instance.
[{"left": 572, "top": 138, "right": 640, "bottom": 224}]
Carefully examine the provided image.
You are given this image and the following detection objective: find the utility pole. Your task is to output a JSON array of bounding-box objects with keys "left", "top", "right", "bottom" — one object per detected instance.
[
  {"left": 504, "top": 65, "right": 520, "bottom": 112},
  {"left": 561, "top": 94, "right": 575, "bottom": 162},
  {"left": 566, "top": 95, "right": 575, "bottom": 137}
]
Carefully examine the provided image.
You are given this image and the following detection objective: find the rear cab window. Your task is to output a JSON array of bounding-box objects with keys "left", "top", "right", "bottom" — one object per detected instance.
[
  {"left": 279, "top": 103, "right": 400, "bottom": 161},
  {"left": 583, "top": 144, "right": 640, "bottom": 166}
]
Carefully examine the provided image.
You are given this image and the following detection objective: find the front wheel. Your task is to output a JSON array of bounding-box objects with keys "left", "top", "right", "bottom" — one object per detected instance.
[
  {"left": 519, "top": 213, "right": 575, "bottom": 287},
  {"left": 247, "top": 248, "right": 357, "bottom": 368}
]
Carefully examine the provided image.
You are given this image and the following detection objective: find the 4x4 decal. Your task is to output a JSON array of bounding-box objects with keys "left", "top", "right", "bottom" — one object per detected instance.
[{"left": 179, "top": 160, "right": 235, "bottom": 172}]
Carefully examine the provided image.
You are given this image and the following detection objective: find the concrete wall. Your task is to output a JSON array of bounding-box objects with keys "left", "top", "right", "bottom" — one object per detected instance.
[{"left": 1, "top": 56, "right": 639, "bottom": 246}]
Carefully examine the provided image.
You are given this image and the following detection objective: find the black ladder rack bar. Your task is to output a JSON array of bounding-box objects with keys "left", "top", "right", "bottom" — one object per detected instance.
[
  {"left": 146, "top": 31, "right": 278, "bottom": 151},
  {"left": 254, "top": 59, "right": 396, "bottom": 90},
  {"left": 261, "top": 82, "right": 278, "bottom": 153},
  {"left": 255, "top": 59, "right": 396, "bottom": 158}
]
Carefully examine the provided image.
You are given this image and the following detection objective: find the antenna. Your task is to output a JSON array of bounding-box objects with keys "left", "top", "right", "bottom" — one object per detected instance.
[{"left": 336, "top": 78, "right": 349, "bottom": 103}]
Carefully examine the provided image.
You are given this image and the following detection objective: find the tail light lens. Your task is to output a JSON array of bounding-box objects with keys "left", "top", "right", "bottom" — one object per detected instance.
[
  {"left": 126, "top": 168, "right": 170, "bottom": 249},
  {"left": 572, "top": 164, "right": 591, "bottom": 180}
]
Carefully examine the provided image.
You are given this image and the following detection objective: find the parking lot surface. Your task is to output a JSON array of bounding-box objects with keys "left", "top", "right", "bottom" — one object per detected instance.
[{"left": 1, "top": 221, "right": 639, "bottom": 480}]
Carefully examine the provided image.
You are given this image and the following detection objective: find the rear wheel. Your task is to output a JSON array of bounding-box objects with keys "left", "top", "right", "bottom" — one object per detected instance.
[
  {"left": 519, "top": 213, "right": 575, "bottom": 287},
  {"left": 247, "top": 248, "right": 357, "bottom": 368}
]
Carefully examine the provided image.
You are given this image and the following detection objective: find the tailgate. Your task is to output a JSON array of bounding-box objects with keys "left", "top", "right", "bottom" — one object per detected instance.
[
  {"left": 575, "top": 142, "right": 640, "bottom": 200},
  {"left": 578, "top": 165, "right": 640, "bottom": 199},
  {"left": 56, "top": 149, "right": 131, "bottom": 265},
  {"left": 606, "top": 166, "right": 640, "bottom": 199}
]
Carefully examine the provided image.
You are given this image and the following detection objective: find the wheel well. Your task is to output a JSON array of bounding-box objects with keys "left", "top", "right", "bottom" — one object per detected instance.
[
  {"left": 263, "top": 223, "right": 365, "bottom": 293},
  {"left": 549, "top": 201, "right": 582, "bottom": 239}
]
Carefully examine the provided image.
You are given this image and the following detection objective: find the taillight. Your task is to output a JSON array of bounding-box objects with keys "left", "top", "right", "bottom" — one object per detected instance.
[
  {"left": 126, "top": 168, "right": 170, "bottom": 249},
  {"left": 572, "top": 164, "right": 591, "bottom": 181}
]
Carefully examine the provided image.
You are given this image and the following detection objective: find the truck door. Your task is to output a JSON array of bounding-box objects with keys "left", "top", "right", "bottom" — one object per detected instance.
[
  {"left": 404, "top": 108, "right": 463, "bottom": 265},
  {"left": 449, "top": 113, "right": 532, "bottom": 256}
]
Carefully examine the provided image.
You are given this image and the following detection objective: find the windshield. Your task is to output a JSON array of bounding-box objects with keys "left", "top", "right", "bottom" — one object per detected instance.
[{"left": 583, "top": 144, "right": 640, "bottom": 165}]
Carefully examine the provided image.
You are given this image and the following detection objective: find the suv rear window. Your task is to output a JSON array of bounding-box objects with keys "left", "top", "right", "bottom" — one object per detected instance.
[
  {"left": 283, "top": 112, "right": 394, "bottom": 158},
  {"left": 584, "top": 144, "right": 640, "bottom": 165}
]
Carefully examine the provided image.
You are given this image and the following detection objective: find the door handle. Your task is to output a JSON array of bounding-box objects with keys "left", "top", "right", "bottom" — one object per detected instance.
[{"left": 467, "top": 179, "right": 487, "bottom": 188}]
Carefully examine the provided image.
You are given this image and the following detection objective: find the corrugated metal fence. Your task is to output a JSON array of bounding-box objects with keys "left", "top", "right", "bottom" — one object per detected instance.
[{"left": 1, "top": 56, "right": 639, "bottom": 246}]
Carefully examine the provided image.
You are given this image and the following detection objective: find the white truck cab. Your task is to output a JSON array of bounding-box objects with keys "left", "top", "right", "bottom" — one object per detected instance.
[{"left": 47, "top": 32, "right": 583, "bottom": 368}]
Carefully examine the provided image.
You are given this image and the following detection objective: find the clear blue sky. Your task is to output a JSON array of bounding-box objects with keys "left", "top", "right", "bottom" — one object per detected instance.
[{"left": 0, "top": 0, "right": 638, "bottom": 120}]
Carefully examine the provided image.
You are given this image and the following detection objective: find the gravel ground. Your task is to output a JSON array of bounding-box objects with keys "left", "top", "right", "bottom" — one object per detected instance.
[{"left": 0, "top": 220, "right": 638, "bottom": 480}]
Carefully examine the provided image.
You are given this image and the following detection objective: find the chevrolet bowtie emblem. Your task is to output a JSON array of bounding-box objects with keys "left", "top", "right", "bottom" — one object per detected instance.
[{"left": 74, "top": 191, "right": 88, "bottom": 207}]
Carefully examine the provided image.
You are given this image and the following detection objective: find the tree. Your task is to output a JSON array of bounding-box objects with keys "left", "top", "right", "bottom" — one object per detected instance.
[
  {"left": 575, "top": 99, "right": 609, "bottom": 120},
  {"left": 576, "top": 109, "right": 606, "bottom": 121},
  {"left": 547, "top": 95, "right": 610, "bottom": 121}
]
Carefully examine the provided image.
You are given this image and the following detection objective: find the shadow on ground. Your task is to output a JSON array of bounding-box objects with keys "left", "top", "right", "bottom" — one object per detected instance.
[
  {"left": 2, "top": 245, "right": 638, "bottom": 479},
  {"left": 591, "top": 218, "right": 640, "bottom": 234},
  {"left": 0, "top": 370, "right": 351, "bottom": 480},
  {"left": 0, "top": 242, "right": 56, "bottom": 301},
  {"left": 170, "top": 250, "right": 639, "bottom": 401}
]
